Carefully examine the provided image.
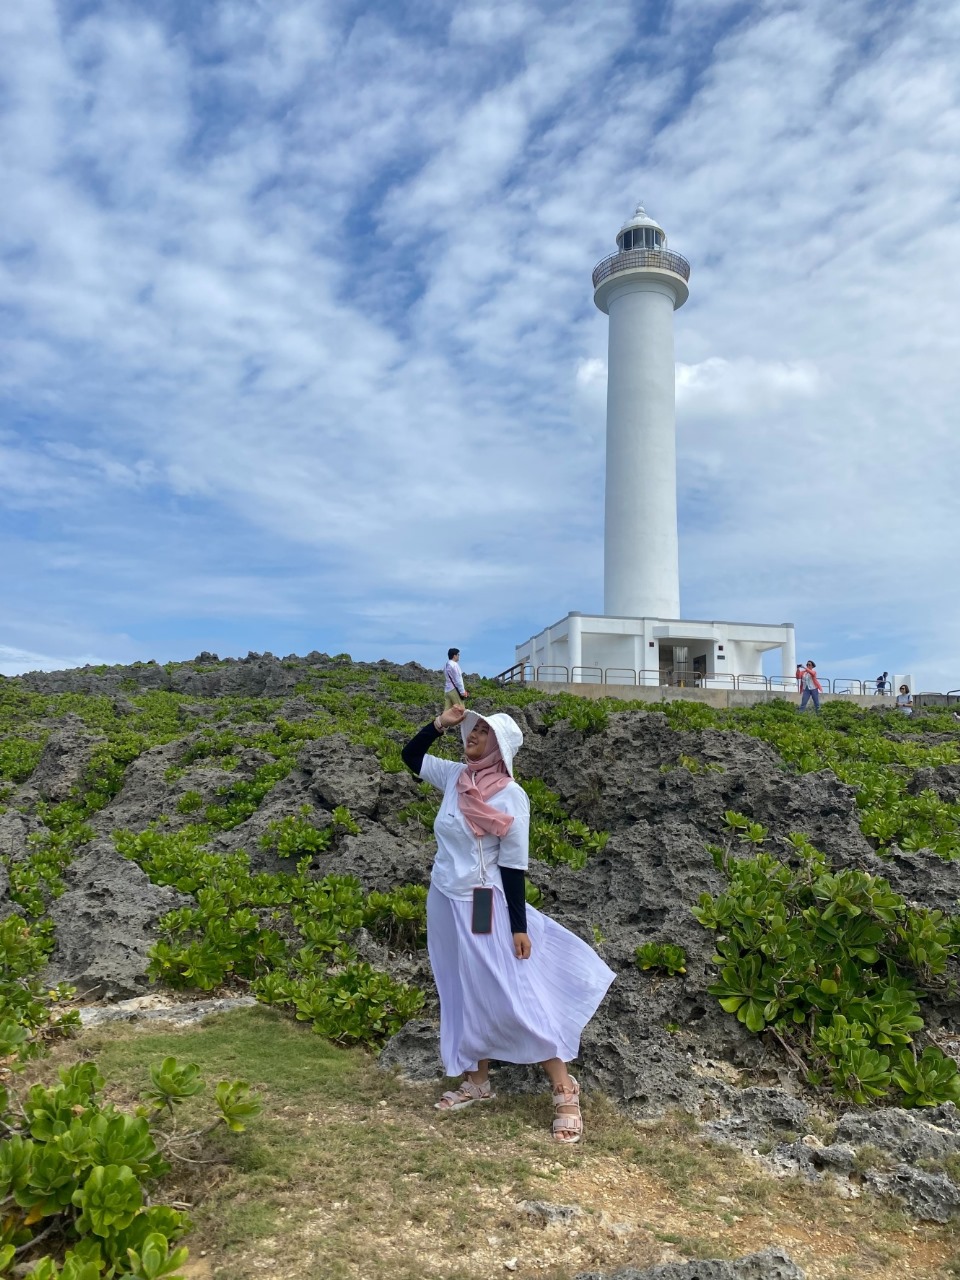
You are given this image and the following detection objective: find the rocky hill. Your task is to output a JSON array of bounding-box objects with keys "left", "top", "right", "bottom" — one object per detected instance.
[{"left": 3, "top": 652, "right": 960, "bottom": 1275}]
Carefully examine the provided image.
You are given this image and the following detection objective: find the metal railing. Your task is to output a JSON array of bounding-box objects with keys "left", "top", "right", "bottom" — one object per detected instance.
[
  {"left": 493, "top": 667, "right": 960, "bottom": 699},
  {"left": 832, "top": 679, "right": 863, "bottom": 695},
  {"left": 592, "top": 248, "right": 691, "bottom": 290},
  {"left": 603, "top": 668, "right": 638, "bottom": 685},
  {"left": 535, "top": 665, "right": 570, "bottom": 682},
  {"left": 493, "top": 661, "right": 533, "bottom": 684}
]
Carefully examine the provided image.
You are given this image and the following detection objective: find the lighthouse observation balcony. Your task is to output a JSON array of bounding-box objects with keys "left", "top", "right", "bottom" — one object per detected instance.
[{"left": 592, "top": 248, "right": 690, "bottom": 290}]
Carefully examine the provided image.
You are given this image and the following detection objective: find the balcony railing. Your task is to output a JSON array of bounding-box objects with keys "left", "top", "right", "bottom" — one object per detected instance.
[{"left": 592, "top": 248, "right": 691, "bottom": 290}]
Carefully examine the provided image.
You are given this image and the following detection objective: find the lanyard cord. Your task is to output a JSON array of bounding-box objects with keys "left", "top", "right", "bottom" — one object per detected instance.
[{"left": 471, "top": 769, "right": 488, "bottom": 885}]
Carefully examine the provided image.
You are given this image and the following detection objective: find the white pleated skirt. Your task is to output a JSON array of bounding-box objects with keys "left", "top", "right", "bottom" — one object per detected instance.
[{"left": 427, "top": 882, "right": 616, "bottom": 1076}]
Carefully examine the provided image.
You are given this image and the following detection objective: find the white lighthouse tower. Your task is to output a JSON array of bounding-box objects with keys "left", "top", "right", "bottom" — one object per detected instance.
[
  {"left": 515, "top": 204, "right": 796, "bottom": 691},
  {"left": 596, "top": 205, "right": 686, "bottom": 619}
]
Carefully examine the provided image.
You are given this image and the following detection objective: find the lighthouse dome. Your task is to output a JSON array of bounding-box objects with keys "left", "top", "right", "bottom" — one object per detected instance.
[{"left": 616, "top": 204, "right": 666, "bottom": 252}]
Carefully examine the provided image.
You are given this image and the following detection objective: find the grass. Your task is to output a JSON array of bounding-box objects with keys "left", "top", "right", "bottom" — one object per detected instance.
[{"left": 36, "top": 1007, "right": 960, "bottom": 1280}]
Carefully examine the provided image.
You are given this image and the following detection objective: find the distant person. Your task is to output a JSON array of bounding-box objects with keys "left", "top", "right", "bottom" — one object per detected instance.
[
  {"left": 896, "top": 684, "right": 913, "bottom": 715},
  {"left": 876, "top": 672, "right": 889, "bottom": 695},
  {"left": 444, "top": 648, "right": 468, "bottom": 709},
  {"left": 799, "top": 660, "right": 822, "bottom": 713},
  {"left": 795, "top": 663, "right": 805, "bottom": 693}
]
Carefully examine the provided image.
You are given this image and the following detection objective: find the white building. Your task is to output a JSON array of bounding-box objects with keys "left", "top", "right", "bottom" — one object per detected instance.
[{"left": 515, "top": 206, "right": 796, "bottom": 688}]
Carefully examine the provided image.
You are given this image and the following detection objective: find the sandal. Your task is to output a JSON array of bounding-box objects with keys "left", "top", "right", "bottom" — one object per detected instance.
[
  {"left": 435, "top": 1078, "right": 496, "bottom": 1112},
  {"left": 552, "top": 1075, "right": 582, "bottom": 1144}
]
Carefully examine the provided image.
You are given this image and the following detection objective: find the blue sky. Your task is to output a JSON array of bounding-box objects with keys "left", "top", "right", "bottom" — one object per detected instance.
[{"left": 2, "top": 0, "right": 959, "bottom": 689}]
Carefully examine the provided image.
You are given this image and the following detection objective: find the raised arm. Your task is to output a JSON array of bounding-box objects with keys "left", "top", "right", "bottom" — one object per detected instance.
[
  {"left": 401, "top": 705, "right": 467, "bottom": 786},
  {"left": 401, "top": 720, "right": 444, "bottom": 776}
]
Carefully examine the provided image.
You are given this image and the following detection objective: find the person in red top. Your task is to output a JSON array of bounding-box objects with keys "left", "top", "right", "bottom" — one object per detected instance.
[{"left": 799, "top": 661, "right": 822, "bottom": 713}]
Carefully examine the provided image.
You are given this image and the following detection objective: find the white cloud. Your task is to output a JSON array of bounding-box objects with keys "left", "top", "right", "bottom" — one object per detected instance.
[
  {"left": 0, "top": 645, "right": 111, "bottom": 678},
  {"left": 676, "top": 358, "right": 822, "bottom": 416},
  {"left": 1, "top": 0, "right": 959, "bottom": 690}
]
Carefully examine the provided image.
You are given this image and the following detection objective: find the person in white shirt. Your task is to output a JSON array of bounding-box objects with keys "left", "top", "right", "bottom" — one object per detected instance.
[
  {"left": 402, "top": 704, "right": 615, "bottom": 1144},
  {"left": 896, "top": 685, "right": 913, "bottom": 715},
  {"left": 443, "top": 648, "right": 468, "bottom": 709}
]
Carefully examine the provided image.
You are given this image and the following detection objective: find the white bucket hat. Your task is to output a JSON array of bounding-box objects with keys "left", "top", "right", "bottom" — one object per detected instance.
[{"left": 460, "top": 711, "right": 523, "bottom": 777}]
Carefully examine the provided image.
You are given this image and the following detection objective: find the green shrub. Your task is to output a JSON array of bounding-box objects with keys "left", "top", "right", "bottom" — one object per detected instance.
[
  {"left": 520, "top": 778, "right": 608, "bottom": 870},
  {"left": 116, "top": 828, "right": 424, "bottom": 1046},
  {"left": 659, "top": 754, "right": 724, "bottom": 776},
  {"left": 0, "top": 916, "right": 78, "bottom": 1055},
  {"left": 694, "top": 812, "right": 960, "bottom": 1106},
  {"left": 0, "top": 735, "right": 46, "bottom": 783},
  {"left": 635, "top": 942, "right": 687, "bottom": 975},
  {"left": 0, "top": 1056, "right": 256, "bottom": 1277},
  {"left": 363, "top": 885, "right": 427, "bottom": 949},
  {"left": 260, "top": 809, "right": 333, "bottom": 857}
]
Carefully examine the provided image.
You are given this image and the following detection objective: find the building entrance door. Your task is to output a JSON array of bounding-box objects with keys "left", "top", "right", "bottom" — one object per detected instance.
[{"left": 659, "top": 644, "right": 690, "bottom": 686}]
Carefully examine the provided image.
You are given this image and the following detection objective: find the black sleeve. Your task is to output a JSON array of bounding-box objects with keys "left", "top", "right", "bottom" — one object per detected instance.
[
  {"left": 401, "top": 720, "right": 443, "bottom": 777},
  {"left": 499, "top": 866, "right": 528, "bottom": 934}
]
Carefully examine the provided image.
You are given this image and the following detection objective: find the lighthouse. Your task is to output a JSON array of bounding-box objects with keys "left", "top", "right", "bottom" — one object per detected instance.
[
  {"left": 594, "top": 205, "right": 687, "bottom": 619},
  {"left": 514, "top": 204, "right": 796, "bottom": 691}
]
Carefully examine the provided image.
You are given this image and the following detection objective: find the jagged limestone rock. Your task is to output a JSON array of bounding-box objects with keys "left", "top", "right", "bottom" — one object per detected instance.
[{"left": 574, "top": 1247, "right": 805, "bottom": 1280}]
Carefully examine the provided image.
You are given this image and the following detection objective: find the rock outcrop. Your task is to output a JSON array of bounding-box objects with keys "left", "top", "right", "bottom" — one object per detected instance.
[{"left": 4, "top": 657, "right": 960, "bottom": 1225}]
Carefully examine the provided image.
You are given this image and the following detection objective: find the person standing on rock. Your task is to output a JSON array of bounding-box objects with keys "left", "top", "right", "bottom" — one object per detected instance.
[
  {"left": 799, "top": 661, "right": 822, "bottom": 713},
  {"left": 401, "top": 704, "right": 615, "bottom": 1144},
  {"left": 896, "top": 684, "right": 913, "bottom": 715},
  {"left": 443, "top": 648, "right": 468, "bottom": 709}
]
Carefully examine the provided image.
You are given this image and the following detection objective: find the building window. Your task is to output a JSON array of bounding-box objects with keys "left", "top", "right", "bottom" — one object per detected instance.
[{"left": 620, "top": 227, "right": 664, "bottom": 251}]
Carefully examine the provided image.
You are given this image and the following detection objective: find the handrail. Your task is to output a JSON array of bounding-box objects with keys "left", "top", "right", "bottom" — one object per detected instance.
[
  {"left": 494, "top": 667, "right": 960, "bottom": 697},
  {"left": 571, "top": 666, "right": 603, "bottom": 684},
  {"left": 832, "top": 679, "right": 863, "bottom": 695},
  {"left": 493, "top": 661, "right": 530, "bottom": 684},
  {"left": 592, "top": 248, "right": 691, "bottom": 289},
  {"left": 535, "top": 665, "right": 570, "bottom": 682},
  {"left": 604, "top": 668, "right": 638, "bottom": 685},
  {"left": 637, "top": 668, "right": 667, "bottom": 686},
  {"left": 699, "top": 673, "right": 736, "bottom": 688}
]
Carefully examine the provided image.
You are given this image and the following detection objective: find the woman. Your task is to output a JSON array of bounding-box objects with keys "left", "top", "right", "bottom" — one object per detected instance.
[
  {"left": 896, "top": 684, "right": 913, "bottom": 715},
  {"left": 401, "top": 703, "right": 615, "bottom": 1143}
]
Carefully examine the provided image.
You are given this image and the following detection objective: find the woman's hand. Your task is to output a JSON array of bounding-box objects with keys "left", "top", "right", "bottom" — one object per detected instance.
[
  {"left": 513, "top": 932, "right": 532, "bottom": 959},
  {"left": 439, "top": 704, "right": 467, "bottom": 730}
]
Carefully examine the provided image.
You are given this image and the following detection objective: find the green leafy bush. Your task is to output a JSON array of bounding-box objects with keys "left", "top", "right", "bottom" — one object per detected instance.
[
  {"left": 259, "top": 808, "right": 333, "bottom": 857},
  {"left": 635, "top": 942, "right": 687, "bottom": 975},
  {"left": 659, "top": 754, "right": 724, "bottom": 776},
  {"left": 0, "top": 916, "right": 78, "bottom": 1055},
  {"left": 542, "top": 694, "right": 609, "bottom": 735},
  {"left": 116, "top": 828, "right": 425, "bottom": 1045},
  {"left": 363, "top": 885, "right": 428, "bottom": 949},
  {"left": 0, "top": 735, "right": 46, "bottom": 783},
  {"left": 694, "top": 812, "right": 960, "bottom": 1105},
  {"left": 0, "top": 1055, "right": 257, "bottom": 1277},
  {"left": 521, "top": 778, "right": 608, "bottom": 870}
]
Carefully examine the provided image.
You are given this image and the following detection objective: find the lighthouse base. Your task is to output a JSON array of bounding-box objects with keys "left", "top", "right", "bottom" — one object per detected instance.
[{"left": 514, "top": 612, "right": 796, "bottom": 691}]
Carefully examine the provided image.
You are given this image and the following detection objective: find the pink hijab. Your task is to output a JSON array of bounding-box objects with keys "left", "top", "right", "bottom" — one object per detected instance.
[{"left": 456, "top": 722, "right": 514, "bottom": 838}]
